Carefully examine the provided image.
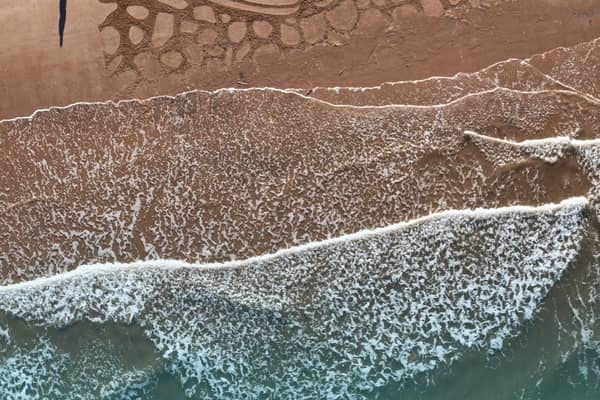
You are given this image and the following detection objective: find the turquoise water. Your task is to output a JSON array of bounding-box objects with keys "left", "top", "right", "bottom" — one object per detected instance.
[{"left": 0, "top": 202, "right": 599, "bottom": 399}]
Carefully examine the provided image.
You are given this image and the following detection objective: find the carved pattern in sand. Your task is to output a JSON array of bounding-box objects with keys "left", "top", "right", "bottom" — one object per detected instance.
[{"left": 97, "top": 0, "right": 502, "bottom": 84}]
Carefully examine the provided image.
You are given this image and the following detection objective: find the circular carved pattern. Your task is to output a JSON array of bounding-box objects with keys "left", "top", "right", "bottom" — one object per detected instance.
[{"left": 97, "top": 0, "right": 482, "bottom": 84}]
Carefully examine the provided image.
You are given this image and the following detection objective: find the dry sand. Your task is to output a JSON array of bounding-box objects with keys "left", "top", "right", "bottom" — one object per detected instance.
[{"left": 1, "top": 0, "right": 600, "bottom": 119}]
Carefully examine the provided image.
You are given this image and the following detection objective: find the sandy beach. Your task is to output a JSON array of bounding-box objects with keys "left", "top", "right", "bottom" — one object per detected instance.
[
  {"left": 1, "top": 1, "right": 600, "bottom": 399},
  {"left": 1, "top": 0, "right": 599, "bottom": 119}
]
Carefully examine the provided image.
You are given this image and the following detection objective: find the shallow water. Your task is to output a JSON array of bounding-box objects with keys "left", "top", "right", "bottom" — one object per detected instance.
[{"left": 1, "top": 200, "right": 598, "bottom": 399}]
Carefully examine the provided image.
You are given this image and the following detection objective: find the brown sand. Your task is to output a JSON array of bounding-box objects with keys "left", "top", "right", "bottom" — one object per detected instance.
[
  {"left": 304, "top": 38, "right": 600, "bottom": 106},
  {"left": 0, "top": 83, "right": 595, "bottom": 283},
  {"left": 1, "top": 2, "right": 600, "bottom": 284},
  {"left": 2, "top": 0, "right": 600, "bottom": 120},
  {"left": 302, "top": 58, "right": 574, "bottom": 106}
]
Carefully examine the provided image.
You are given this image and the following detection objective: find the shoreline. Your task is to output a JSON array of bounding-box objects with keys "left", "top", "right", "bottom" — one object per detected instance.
[
  {"left": 2, "top": 0, "right": 600, "bottom": 119},
  {"left": 0, "top": 196, "right": 587, "bottom": 291}
]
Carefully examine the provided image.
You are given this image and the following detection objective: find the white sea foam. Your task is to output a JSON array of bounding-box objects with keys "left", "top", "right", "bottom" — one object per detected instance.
[
  {"left": 0, "top": 339, "right": 67, "bottom": 400},
  {"left": 0, "top": 197, "right": 587, "bottom": 292},
  {"left": 0, "top": 335, "right": 158, "bottom": 400},
  {"left": 0, "top": 199, "right": 589, "bottom": 399},
  {"left": 463, "top": 133, "right": 600, "bottom": 203},
  {"left": 3, "top": 80, "right": 598, "bottom": 284},
  {"left": 464, "top": 131, "right": 600, "bottom": 147}
]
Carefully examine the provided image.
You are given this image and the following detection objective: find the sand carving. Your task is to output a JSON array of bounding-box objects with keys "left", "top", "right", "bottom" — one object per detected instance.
[
  {"left": 98, "top": 0, "right": 491, "bottom": 83},
  {"left": 303, "top": 37, "right": 600, "bottom": 106}
]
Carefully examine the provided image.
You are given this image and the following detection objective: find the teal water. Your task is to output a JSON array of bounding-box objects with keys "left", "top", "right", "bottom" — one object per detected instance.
[{"left": 0, "top": 202, "right": 598, "bottom": 399}]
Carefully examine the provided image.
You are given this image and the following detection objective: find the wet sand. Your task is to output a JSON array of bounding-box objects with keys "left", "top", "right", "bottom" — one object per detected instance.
[
  {"left": 2, "top": 37, "right": 600, "bottom": 282},
  {"left": 1, "top": 11, "right": 600, "bottom": 283},
  {"left": 304, "top": 38, "right": 600, "bottom": 106}
]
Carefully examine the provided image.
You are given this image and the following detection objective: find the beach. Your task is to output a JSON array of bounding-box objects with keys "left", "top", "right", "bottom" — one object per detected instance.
[{"left": 1, "top": 1, "right": 600, "bottom": 398}]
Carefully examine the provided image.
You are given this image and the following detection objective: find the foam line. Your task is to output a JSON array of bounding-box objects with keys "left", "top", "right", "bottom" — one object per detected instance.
[
  {"left": 464, "top": 130, "right": 600, "bottom": 147},
  {"left": 1, "top": 86, "right": 597, "bottom": 125},
  {"left": 2, "top": 36, "right": 598, "bottom": 123},
  {"left": 301, "top": 60, "right": 590, "bottom": 102},
  {"left": 300, "top": 58, "right": 535, "bottom": 92},
  {"left": 302, "top": 38, "right": 600, "bottom": 103},
  {"left": 0, "top": 197, "right": 587, "bottom": 292}
]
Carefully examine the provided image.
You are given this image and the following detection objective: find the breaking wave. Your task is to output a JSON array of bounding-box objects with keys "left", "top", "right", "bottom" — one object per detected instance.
[{"left": 0, "top": 199, "right": 594, "bottom": 399}]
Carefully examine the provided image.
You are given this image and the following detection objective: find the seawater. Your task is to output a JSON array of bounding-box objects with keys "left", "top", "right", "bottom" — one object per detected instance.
[{"left": 0, "top": 199, "right": 598, "bottom": 399}]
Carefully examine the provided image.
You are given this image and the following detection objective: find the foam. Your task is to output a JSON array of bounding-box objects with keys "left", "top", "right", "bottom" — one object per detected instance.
[
  {"left": 464, "top": 131, "right": 600, "bottom": 147},
  {"left": 3, "top": 85, "right": 596, "bottom": 284},
  {"left": 0, "top": 336, "right": 158, "bottom": 399},
  {"left": 0, "top": 340, "right": 67, "bottom": 399},
  {"left": 463, "top": 132, "right": 600, "bottom": 201},
  {"left": 0, "top": 197, "right": 587, "bottom": 292},
  {"left": 304, "top": 37, "right": 600, "bottom": 106},
  {"left": 2, "top": 86, "right": 597, "bottom": 127},
  {"left": 0, "top": 200, "right": 588, "bottom": 398}
]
